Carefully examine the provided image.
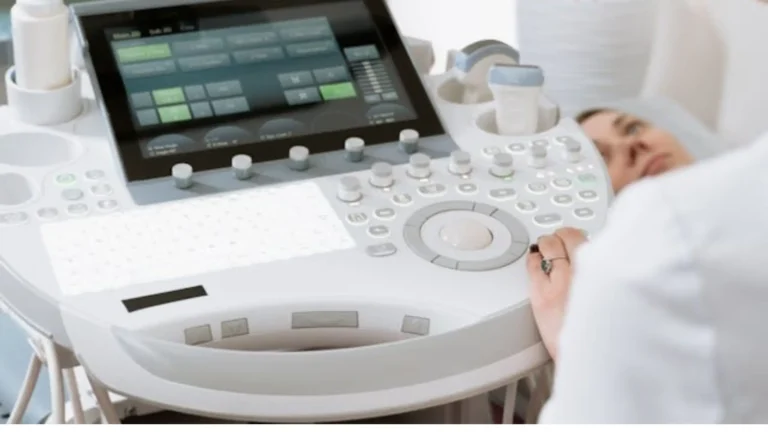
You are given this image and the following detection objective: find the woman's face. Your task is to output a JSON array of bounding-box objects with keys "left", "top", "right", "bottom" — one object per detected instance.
[{"left": 580, "top": 110, "right": 694, "bottom": 193}]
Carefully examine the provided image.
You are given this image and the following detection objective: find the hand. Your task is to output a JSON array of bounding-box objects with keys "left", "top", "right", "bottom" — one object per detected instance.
[{"left": 527, "top": 228, "right": 588, "bottom": 361}]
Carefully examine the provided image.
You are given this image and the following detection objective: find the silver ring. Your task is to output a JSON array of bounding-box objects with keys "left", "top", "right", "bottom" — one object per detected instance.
[{"left": 541, "top": 257, "right": 568, "bottom": 275}]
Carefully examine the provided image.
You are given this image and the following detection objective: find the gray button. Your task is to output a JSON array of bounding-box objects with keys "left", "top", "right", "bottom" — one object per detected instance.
[
  {"left": 534, "top": 213, "right": 564, "bottom": 227},
  {"left": 404, "top": 225, "right": 439, "bottom": 262},
  {"left": 232, "top": 47, "right": 285, "bottom": 64},
  {"left": 508, "top": 143, "right": 526, "bottom": 153},
  {"left": 37, "top": 208, "right": 59, "bottom": 220},
  {"left": 62, "top": 188, "right": 84, "bottom": 201},
  {"left": 432, "top": 256, "right": 459, "bottom": 270},
  {"left": 67, "top": 204, "right": 89, "bottom": 216},
  {"left": 184, "top": 85, "right": 207, "bottom": 101},
  {"left": 211, "top": 97, "right": 250, "bottom": 116},
  {"left": 90, "top": 184, "right": 113, "bottom": 196},
  {"left": 392, "top": 193, "right": 413, "bottom": 206},
  {"left": 292, "top": 311, "right": 358, "bottom": 329},
  {"left": 364, "top": 94, "right": 382, "bottom": 103},
  {"left": 121, "top": 60, "right": 177, "bottom": 79},
  {"left": 178, "top": 54, "right": 231, "bottom": 72},
  {"left": 85, "top": 170, "right": 105, "bottom": 180},
  {"left": 190, "top": 102, "right": 213, "bottom": 119},
  {"left": 136, "top": 109, "right": 159, "bottom": 126},
  {"left": 482, "top": 146, "right": 501, "bottom": 157},
  {"left": 418, "top": 184, "right": 447, "bottom": 197},
  {"left": 313, "top": 66, "right": 349, "bottom": 84},
  {"left": 343, "top": 45, "right": 380, "bottom": 61},
  {"left": 374, "top": 208, "right": 396, "bottom": 220},
  {"left": 346, "top": 212, "right": 368, "bottom": 225},
  {"left": 552, "top": 178, "right": 573, "bottom": 189},
  {"left": 284, "top": 87, "right": 322, "bottom": 106},
  {"left": 286, "top": 40, "right": 336, "bottom": 57},
  {"left": 553, "top": 195, "right": 574, "bottom": 206},
  {"left": 98, "top": 200, "right": 119, "bottom": 211},
  {"left": 130, "top": 92, "right": 153, "bottom": 108},
  {"left": 56, "top": 173, "right": 76, "bottom": 185},
  {"left": 405, "top": 201, "right": 475, "bottom": 227},
  {"left": 516, "top": 201, "right": 537, "bottom": 212},
  {"left": 173, "top": 38, "right": 225, "bottom": 56},
  {"left": 527, "top": 182, "right": 548, "bottom": 194},
  {"left": 184, "top": 325, "right": 213, "bottom": 345},
  {"left": 489, "top": 188, "right": 517, "bottom": 200},
  {"left": 458, "top": 183, "right": 478, "bottom": 194},
  {"left": 578, "top": 190, "right": 599, "bottom": 201},
  {"left": 491, "top": 210, "right": 530, "bottom": 245},
  {"left": 533, "top": 139, "right": 550, "bottom": 148},
  {"left": 366, "top": 243, "right": 397, "bottom": 257},
  {"left": 574, "top": 208, "right": 595, "bottom": 219},
  {"left": 0, "top": 212, "right": 29, "bottom": 225},
  {"left": 382, "top": 92, "right": 399, "bottom": 101},
  {"left": 279, "top": 24, "right": 332, "bottom": 42},
  {"left": 227, "top": 32, "right": 280, "bottom": 48},
  {"left": 578, "top": 173, "right": 597, "bottom": 184},
  {"left": 365, "top": 243, "right": 397, "bottom": 258},
  {"left": 556, "top": 136, "right": 581, "bottom": 147},
  {"left": 221, "top": 318, "right": 249, "bottom": 339},
  {"left": 205, "top": 80, "right": 243, "bottom": 98},
  {"left": 472, "top": 202, "right": 498, "bottom": 216},
  {"left": 401, "top": 315, "right": 431, "bottom": 335},
  {"left": 368, "top": 225, "right": 390, "bottom": 238},
  {"left": 278, "top": 71, "right": 314, "bottom": 88}
]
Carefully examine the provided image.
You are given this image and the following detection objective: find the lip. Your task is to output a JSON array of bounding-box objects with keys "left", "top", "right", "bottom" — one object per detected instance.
[{"left": 642, "top": 154, "right": 671, "bottom": 177}]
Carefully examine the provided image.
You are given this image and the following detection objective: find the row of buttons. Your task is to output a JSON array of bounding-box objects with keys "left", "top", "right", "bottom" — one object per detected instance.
[
  {"left": 55, "top": 170, "right": 106, "bottom": 186},
  {"left": 61, "top": 183, "right": 113, "bottom": 201},
  {"left": 381, "top": 185, "right": 599, "bottom": 208},
  {"left": 483, "top": 136, "right": 581, "bottom": 156},
  {"left": 0, "top": 200, "right": 120, "bottom": 226}
]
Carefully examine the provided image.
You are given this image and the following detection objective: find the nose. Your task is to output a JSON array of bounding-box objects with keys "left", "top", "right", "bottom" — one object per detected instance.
[{"left": 623, "top": 137, "right": 651, "bottom": 166}]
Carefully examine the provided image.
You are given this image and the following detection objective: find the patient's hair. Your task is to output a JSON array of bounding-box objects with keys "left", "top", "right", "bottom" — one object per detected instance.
[{"left": 576, "top": 108, "right": 608, "bottom": 124}]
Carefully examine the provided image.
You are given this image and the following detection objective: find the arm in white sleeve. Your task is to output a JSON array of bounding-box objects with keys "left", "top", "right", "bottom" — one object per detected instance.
[{"left": 539, "top": 180, "right": 723, "bottom": 423}]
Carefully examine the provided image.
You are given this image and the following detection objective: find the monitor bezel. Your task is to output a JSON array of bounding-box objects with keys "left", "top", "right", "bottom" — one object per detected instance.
[{"left": 74, "top": 0, "right": 444, "bottom": 182}]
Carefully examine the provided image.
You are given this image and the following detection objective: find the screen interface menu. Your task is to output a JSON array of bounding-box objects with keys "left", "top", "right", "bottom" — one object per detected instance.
[{"left": 105, "top": 1, "right": 418, "bottom": 159}]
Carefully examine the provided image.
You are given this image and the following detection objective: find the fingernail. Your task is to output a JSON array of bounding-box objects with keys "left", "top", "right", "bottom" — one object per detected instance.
[{"left": 529, "top": 244, "right": 539, "bottom": 253}]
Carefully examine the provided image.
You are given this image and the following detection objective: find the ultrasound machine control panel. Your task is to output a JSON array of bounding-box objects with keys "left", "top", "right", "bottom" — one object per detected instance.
[{"left": 0, "top": 0, "right": 611, "bottom": 422}]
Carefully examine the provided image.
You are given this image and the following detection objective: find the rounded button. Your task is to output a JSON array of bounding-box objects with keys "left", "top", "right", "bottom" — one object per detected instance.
[
  {"left": 56, "top": 173, "right": 76, "bottom": 185},
  {"left": 574, "top": 208, "right": 595, "bottom": 220},
  {"left": 578, "top": 190, "right": 599, "bottom": 202},
  {"left": 516, "top": 201, "right": 537, "bottom": 213},
  {"left": 529, "top": 144, "right": 547, "bottom": 168},
  {"left": 533, "top": 139, "right": 550, "bottom": 148},
  {"left": 37, "top": 208, "right": 59, "bottom": 220},
  {"left": 90, "top": 184, "right": 113, "bottom": 197},
  {"left": 399, "top": 129, "right": 419, "bottom": 154},
  {"left": 489, "top": 188, "right": 516, "bottom": 201},
  {"left": 552, "top": 178, "right": 573, "bottom": 189},
  {"left": 407, "top": 153, "right": 431, "bottom": 179},
  {"left": 288, "top": 146, "right": 310, "bottom": 171},
  {"left": 507, "top": 143, "right": 526, "bottom": 153},
  {"left": 67, "top": 203, "right": 89, "bottom": 216},
  {"left": 232, "top": 154, "right": 253, "bottom": 180},
  {"left": 370, "top": 162, "right": 394, "bottom": 188},
  {"left": 534, "top": 213, "right": 563, "bottom": 227},
  {"left": 368, "top": 225, "right": 390, "bottom": 238},
  {"left": 457, "top": 183, "right": 478, "bottom": 194},
  {"left": 392, "top": 193, "right": 413, "bottom": 206},
  {"left": 98, "top": 200, "right": 119, "bottom": 211},
  {"left": 552, "top": 194, "right": 574, "bottom": 206},
  {"left": 345, "top": 137, "right": 365, "bottom": 162},
  {"left": 578, "top": 173, "right": 597, "bottom": 184},
  {"left": 449, "top": 150, "right": 472, "bottom": 175},
  {"left": 172, "top": 163, "right": 194, "bottom": 189},
  {"left": 482, "top": 146, "right": 500, "bottom": 158},
  {"left": 346, "top": 212, "right": 368, "bottom": 225},
  {"left": 62, "top": 188, "right": 84, "bottom": 201},
  {"left": 374, "top": 208, "right": 396, "bottom": 220},
  {"left": 337, "top": 176, "right": 362, "bottom": 203},
  {"left": 527, "top": 182, "right": 548, "bottom": 194},
  {"left": 490, "top": 153, "right": 514, "bottom": 178},
  {"left": 85, "top": 170, "right": 105, "bottom": 180},
  {"left": 0, "top": 212, "right": 29, "bottom": 226},
  {"left": 439, "top": 219, "right": 493, "bottom": 251},
  {"left": 418, "top": 183, "right": 447, "bottom": 197}
]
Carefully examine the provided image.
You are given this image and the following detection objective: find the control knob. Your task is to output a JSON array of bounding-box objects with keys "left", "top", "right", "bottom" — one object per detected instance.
[
  {"left": 490, "top": 153, "right": 514, "bottom": 178},
  {"left": 172, "top": 163, "right": 194, "bottom": 189},
  {"left": 407, "top": 153, "right": 431, "bottom": 179},
  {"left": 370, "top": 162, "right": 394, "bottom": 188},
  {"left": 337, "top": 176, "right": 363, "bottom": 203},
  {"left": 564, "top": 140, "right": 582, "bottom": 163},
  {"left": 345, "top": 137, "right": 365, "bottom": 162},
  {"left": 529, "top": 142, "right": 547, "bottom": 168},
  {"left": 449, "top": 150, "right": 472, "bottom": 175},
  {"left": 232, "top": 154, "right": 253, "bottom": 180},
  {"left": 399, "top": 129, "right": 419, "bottom": 154},
  {"left": 288, "top": 146, "right": 310, "bottom": 171}
]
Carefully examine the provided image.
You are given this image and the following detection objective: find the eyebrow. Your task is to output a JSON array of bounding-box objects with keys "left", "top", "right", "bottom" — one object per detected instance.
[{"left": 612, "top": 114, "right": 628, "bottom": 130}]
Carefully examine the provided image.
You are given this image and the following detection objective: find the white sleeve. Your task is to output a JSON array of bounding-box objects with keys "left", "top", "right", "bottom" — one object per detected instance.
[{"left": 538, "top": 180, "right": 722, "bottom": 423}]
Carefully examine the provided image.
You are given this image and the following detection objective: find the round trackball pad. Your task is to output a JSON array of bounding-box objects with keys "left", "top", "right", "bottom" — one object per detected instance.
[{"left": 439, "top": 218, "right": 494, "bottom": 251}]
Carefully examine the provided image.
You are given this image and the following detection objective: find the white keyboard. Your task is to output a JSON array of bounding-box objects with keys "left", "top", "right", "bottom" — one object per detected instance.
[{"left": 40, "top": 183, "right": 356, "bottom": 296}]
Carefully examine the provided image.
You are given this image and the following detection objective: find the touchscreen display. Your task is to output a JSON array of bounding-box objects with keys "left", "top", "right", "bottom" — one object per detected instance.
[{"left": 104, "top": 1, "right": 418, "bottom": 159}]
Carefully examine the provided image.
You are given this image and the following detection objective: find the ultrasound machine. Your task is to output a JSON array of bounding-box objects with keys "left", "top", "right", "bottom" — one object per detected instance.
[{"left": 0, "top": 0, "right": 612, "bottom": 423}]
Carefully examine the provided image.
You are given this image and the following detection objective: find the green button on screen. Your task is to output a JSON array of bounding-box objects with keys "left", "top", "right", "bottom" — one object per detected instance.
[
  {"left": 153, "top": 87, "right": 186, "bottom": 106},
  {"left": 158, "top": 105, "right": 192, "bottom": 123},
  {"left": 117, "top": 44, "right": 172, "bottom": 63},
  {"left": 319, "top": 82, "right": 357, "bottom": 100}
]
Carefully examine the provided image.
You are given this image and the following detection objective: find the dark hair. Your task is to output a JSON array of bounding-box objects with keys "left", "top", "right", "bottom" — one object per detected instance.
[{"left": 576, "top": 108, "right": 611, "bottom": 124}]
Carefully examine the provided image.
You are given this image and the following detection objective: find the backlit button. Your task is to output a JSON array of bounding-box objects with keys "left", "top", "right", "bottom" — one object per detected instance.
[
  {"left": 37, "top": 208, "right": 59, "bottom": 220},
  {"left": 392, "top": 193, "right": 413, "bottom": 206},
  {"left": 578, "top": 190, "right": 599, "bottom": 201},
  {"left": 533, "top": 213, "right": 563, "bottom": 227},
  {"left": 90, "top": 184, "right": 113, "bottom": 196},
  {"left": 527, "top": 182, "right": 548, "bottom": 194},
  {"left": 457, "top": 183, "right": 478, "bottom": 194},
  {"left": 516, "top": 201, "right": 537, "bottom": 213},
  {"left": 374, "top": 208, "right": 396, "bottom": 220},
  {"left": 507, "top": 143, "right": 526, "bottom": 153},
  {"left": 482, "top": 146, "right": 501, "bottom": 157},
  {"left": 366, "top": 243, "right": 397, "bottom": 257},
  {"left": 489, "top": 188, "right": 517, "bottom": 200},
  {"left": 98, "top": 200, "right": 119, "bottom": 211},
  {"left": 418, "top": 183, "right": 447, "bottom": 197},
  {"left": 0, "top": 212, "right": 29, "bottom": 225},
  {"left": 62, "top": 189, "right": 84, "bottom": 201},
  {"left": 552, "top": 195, "right": 573, "bottom": 206},
  {"left": 346, "top": 212, "right": 368, "bottom": 225},
  {"left": 67, "top": 203, "right": 89, "bottom": 216},
  {"left": 368, "top": 225, "right": 390, "bottom": 238},
  {"left": 552, "top": 178, "right": 573, "bottom": 189},
  {"left": 85, "top": 170, "right": 105, "bottom": 180},
  {"left": 578, "top": 173, "right": 597, "bottom": 184},
  {"left": 56, "top": 173, "right": 76, "bottom": 185},
  {"left": 574, "top": 208, "right": 595, "bottom": 220}
]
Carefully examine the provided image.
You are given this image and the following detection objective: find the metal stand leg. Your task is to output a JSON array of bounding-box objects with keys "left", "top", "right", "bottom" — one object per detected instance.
[
  {"left": 87, "top": 376, "right": 121, "bottom": 424},
  {"left": 501, "top": 380, "right": 519, "bottom": 424},
  {"left": 6, "top": 354, "right": 42, "bottom": 424},
  {"left": 443, "top": 400, "right": 463, "bottom": 424},
  {"left": 41, "top": 338, "right": 65, "bottom": 424},
  {"left": 63, "top": 368, "right": 85, "bottom": 424}
]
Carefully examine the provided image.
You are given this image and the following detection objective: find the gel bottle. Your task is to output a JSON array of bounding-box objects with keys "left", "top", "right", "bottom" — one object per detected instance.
[{"left": 11, "top": 0, "right": 72, "bottom": 91}]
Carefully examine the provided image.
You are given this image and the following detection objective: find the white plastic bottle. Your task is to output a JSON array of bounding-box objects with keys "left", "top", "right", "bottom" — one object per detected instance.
[
  {"left": 488, "top": 64, "right": 544, "bottom": 136},
  {"left": 11, "top": 0, "right": 72, "bottom": 91}
]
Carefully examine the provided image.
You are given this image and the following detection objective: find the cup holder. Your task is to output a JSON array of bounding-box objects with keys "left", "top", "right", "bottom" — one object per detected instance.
[
  {"left": 475, "top": 109, "right": 503, "bottom": 135},
  {"left": 0, "top": 172, "right": 35, "bottom": 206},
  {"left": 475, "top": 108, "right": 560, "bottom": 136},
  {"left": 437, "top": 77, "right": 493, "bottom": 105},
  {"left": 0, "top": 132, "right": 77, "bottom": 167}
]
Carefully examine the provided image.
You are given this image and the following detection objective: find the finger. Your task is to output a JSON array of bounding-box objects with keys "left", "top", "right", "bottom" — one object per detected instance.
[
  {"left": 526, "top": 245, "right": 548, "bottom": 286},
  {"left": 537, "top": 234, "right": 571, "bottom": 285},
  {"left": 554, "top": 227, "right": 588, "bottom": 261}
]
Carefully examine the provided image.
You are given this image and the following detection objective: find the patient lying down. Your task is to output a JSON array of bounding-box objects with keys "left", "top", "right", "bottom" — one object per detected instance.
[{"left": 527, "top": 108, "right": 695, "bottom": 361}]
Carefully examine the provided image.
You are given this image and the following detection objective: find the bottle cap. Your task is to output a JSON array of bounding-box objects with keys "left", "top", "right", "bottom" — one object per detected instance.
[{"left": 17, "top": 0, "right": 64, "bottom": 17}]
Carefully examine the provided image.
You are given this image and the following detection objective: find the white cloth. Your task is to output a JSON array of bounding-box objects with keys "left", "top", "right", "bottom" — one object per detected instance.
[{"left": 539, "top": 133, "right": 768, "bottom": 423}]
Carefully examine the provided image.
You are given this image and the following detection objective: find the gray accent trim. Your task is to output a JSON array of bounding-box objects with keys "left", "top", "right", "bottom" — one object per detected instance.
[
  {"left": 488, "top": 64, "right": 545, "bottom": 87},
  {"left": 454, "top": 40, "right": 520, "bottom": 73}
]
